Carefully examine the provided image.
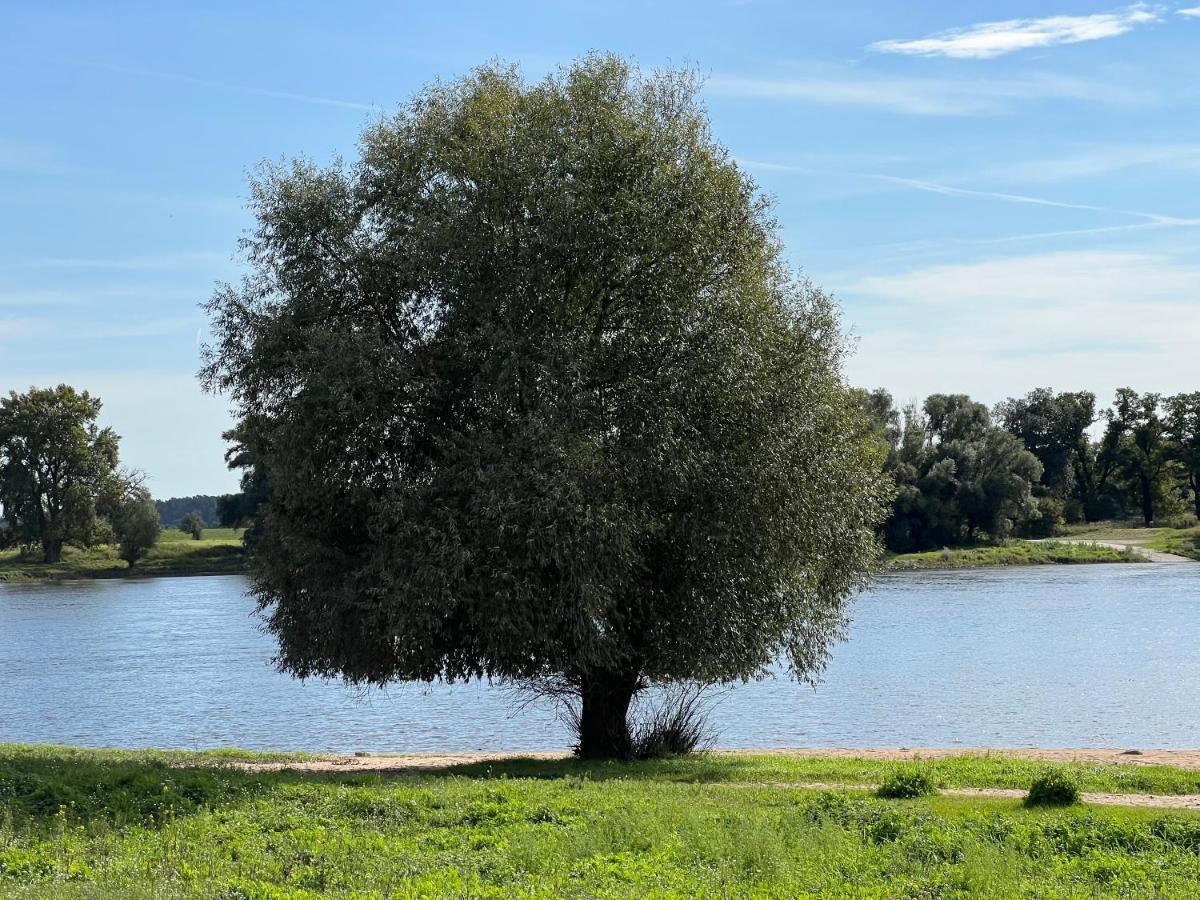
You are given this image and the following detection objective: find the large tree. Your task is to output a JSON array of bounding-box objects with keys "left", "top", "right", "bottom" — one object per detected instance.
[
  {"left": 882, "top": 394, "right": 1043, "bottom": 551},
  {"left": 1164, "top": 392, "right": 1200, "bottom": 519},
  {"left": 996, "top": 388, "right": 1096, "bottom": 520},
  {"left": 0, "top": 385, "right": 121, "bottom": 563},
  {"left": 202, "top": 55, "right": 889, "bottom": 758},
  {"left": 1106, "top": 388, "right": 1169, "bottom": 526}
]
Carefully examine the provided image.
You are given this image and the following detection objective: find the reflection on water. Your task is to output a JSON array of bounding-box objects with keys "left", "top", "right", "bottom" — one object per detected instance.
[{"left": 2, "top": 564, "right": 1198, "bottom": 752}]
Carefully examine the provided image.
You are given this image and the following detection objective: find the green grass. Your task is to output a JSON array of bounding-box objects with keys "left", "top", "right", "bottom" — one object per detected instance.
[
  {"left": 887, "top": 540, "right": 1141, "bottom": 571},
  {"left": 1060, "top": 520, "right": 1200, "bottom": 561},
  {"left": 6, "top": 747, "right": 1200, "bottom": 896},
  {"left": 0, "top": 529, "right": 246, "bottom": 583}
]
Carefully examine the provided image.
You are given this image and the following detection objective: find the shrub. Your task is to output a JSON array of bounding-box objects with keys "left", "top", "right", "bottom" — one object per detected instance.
[
  {"left": 1025, "top": 769, "right": 1081, "bottom": 807},
  {"left": 876, "top": 770, "right": 937, "bottom": 800},
  {"left": 628, "top": 687, "right": 714, "bottom": 760}
]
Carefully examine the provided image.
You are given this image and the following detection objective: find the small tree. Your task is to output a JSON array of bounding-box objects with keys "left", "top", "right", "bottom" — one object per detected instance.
[
  {"left": 112, "top": 487, "right": 161, "bottom": 566},
  {"left": 202, "top": 55, "right": 889, "bottom": 759},
  {"left": 0, "top": 385, "right": 120, "bottom": 562},
  {"left": 179, "top": 511, "right": 205, "bottom": 540}
]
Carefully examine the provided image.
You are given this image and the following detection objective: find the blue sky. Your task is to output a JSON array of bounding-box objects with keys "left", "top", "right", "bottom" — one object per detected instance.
[{"left": 2, "top": 1, "right": 1198, "bottom": 497}]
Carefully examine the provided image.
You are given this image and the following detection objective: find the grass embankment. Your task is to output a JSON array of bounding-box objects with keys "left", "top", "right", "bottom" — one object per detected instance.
[
  {"left": 0, "top": 528, "right": 246, "bottom": 583},
  {"left": 7, "top": 747, "right": 1200, "bottom": 895},
  {"left": 887, "top": 540, "right": 1140, "bottom": 571},
  {"left": 1061, "top": 520, "right": 1200, "bottom": 562}
]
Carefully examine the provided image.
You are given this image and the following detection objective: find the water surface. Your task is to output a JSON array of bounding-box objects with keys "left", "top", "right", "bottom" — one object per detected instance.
[{"left": 2, "top": 564, "right": 1198, "bottom": 751}]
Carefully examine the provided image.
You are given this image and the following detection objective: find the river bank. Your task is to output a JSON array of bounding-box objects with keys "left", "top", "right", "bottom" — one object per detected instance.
[
  {"left": 7, "top": 744, "right": 1200, "bottom": 895},
  {"left": 0, "top": 528, "right": 245, "bottom": 583}
]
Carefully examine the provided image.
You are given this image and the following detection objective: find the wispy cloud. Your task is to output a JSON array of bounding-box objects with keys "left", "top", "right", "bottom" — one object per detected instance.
[
  {"left": 1179, "top": 6, "right": 1200, "bottom": 16},
  {"left": 68, "top": 61, "right": 379, "bottom": 112},
  {"left": 0, "top": 138, "right": 84, "bottom": 177},
  {"left": 707, "top": 70, "right": 1149, "bottom": 116},
  {"left": 19, "top": 252, "right": 230, "bottom": 271},
  {"left": 984, "top": 143, "right": 1200, "bottom": 182},
  {"left": 739, "top": 159, "right": 1198, "bottom": 227},
  {"left": 871, "top": 4, "right": 1163, "bottom": 59}
]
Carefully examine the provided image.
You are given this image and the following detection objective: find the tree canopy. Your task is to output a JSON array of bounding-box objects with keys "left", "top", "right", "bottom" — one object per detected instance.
[
  {"left": 880, "top": 394, "right": 1043, "bottom": 552},
  {"left": 0, "top": 385, "right": 121, "bottom": 563},
  {"left": 203, "top": 54, "right": 890, "bottom": 758}
]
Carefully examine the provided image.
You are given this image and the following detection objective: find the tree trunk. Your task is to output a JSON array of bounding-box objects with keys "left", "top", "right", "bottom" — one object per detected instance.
[
  {"left": 1139, "top": 473, "right": 1154, "bottom": 526},
  {"left": 42, "top": 537, "right": 63, "bottom": 564},
  {"left": 1193, "top": 476, "right": 1200, "bottom": 521},
  {"left": 577, "top": 671, "right": 639, "bottom": 760}
]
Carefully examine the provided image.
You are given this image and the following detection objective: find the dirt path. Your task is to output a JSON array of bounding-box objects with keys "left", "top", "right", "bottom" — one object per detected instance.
[
  {"left": 1039, "top": 538, "right": 1192, "bottom": 564},
  {"left": 229, "top": 747, "right": 1200, "bottom": 808},
  {"left": 234, "top": 746, "right": 1200, "bottom": 774}
]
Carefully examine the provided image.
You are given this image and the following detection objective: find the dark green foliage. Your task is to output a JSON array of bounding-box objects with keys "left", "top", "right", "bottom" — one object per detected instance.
[
  {"left": 878, "top": 393, "right": 1043, "bottom": 552},
  {"left": 996, "top": 388, "right": 1097, "bottom": 521},
  {"left": 202, "top": 54, "right": 889, "bottom": 758},
  {"left": 178, "top": 511, "right": 205, "bottom": 540},
  {"left": 111, "top": 486, "right": 161, "bottom": 566},
  {"left": 1026, "top": 769, "right": 1082, "bottom": 807},
  {"left": 1105, "top": 389, "right": 1171, "bottom": 526},
  {"left": 1164, "top": 392, "right": 1200, "bottom": 520},
  {"left": 876, "top": 770, "right": 937, "bottom": 799},
  {"left": 154, "top": 495, "right": 220, "bottom": 528},
  {"left": 215, "top": 424, "right": 270, "bottom": 535},
  {"left": 0, "top": 385, "right": 122, "bottom": 563}
]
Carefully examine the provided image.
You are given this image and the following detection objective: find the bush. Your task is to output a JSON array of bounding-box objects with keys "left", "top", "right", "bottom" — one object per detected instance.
[
  {"left": 876, "top": 770, "right": 937, "bottom": 799},
  {"left": 628, "top": 690, "right": 713, "bottom": 760},
  {"left": 1026, "top": 769, "right": 1081, "bottom": 807}
]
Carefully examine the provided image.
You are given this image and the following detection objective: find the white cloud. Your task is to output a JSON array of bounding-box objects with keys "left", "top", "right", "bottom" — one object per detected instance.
[
  {"left": 1178, "top": 6, "right": 1200, "bottom": 16},
  {"left": 984, "top": 143, "right": 1200, "bottom": 181},
  {"left": 20, "top": 251, "right": 230, "bottom": 271},
  {"left": 707, "top": 71, "right": 1149, "bottom": 116},
  {"left": 76, "top": 61, "right": 379, "bottom": 112},
  {"left": 871, "top": 5, "right": 1162, "bottom": 59},
  {"left": 841, "top": 250, "right": 1200, "bottom": 403},
  {"left": 739, "top": 159, "right": 1199, "bottom": 228}
]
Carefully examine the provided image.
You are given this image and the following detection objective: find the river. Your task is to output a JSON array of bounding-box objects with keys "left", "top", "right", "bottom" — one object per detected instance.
[{"left": 2, "top": 564, "right": 1198, "bottom": 751}]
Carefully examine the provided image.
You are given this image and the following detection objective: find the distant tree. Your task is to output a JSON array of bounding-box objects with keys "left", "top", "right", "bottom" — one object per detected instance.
[
  {"left": 883, "top": 394, "right": 1042, "bottom": 551},
  {"left": 0, "top": 385, "right": 121, "bottom": 563},
  {"left": 154, "top": 495, "right": 220, "bottom": 528},
  {"left": 201, "top": 55, "right": 890, "bottom": 759},
  {"left": 112, "top": 486, "right": 161, "bottom": 566},
  {"left": 996, "top": 388, "right": 1096, "bottom": 521},
  {"left": 1106, "top": 388, "right": 1169, "bottom": 526},
  {"left": 1164, "top": 392, "right": 1200, "bottom": 519},
  {"left": 179, "top": 511, "right": 205, "bottom": 540}
]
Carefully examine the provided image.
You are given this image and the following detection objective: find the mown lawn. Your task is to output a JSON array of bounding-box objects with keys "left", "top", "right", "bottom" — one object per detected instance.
[
  {"left": 0, "top": 529, "right": 246, "bottom": 583},
  {"left": 6, "top": 746, "right": 1200, "bottom": 896},
  {"left": 887, "top": 540, "right": 1140, "bottom": 571}
]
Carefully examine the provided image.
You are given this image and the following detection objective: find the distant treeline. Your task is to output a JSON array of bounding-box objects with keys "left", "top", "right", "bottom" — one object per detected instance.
[
  {"left": 857, "top": 387, "right": 1200, "bottom": 554},
  {"left": 154, "top": 495, "right": 220, "bottom": 528}
]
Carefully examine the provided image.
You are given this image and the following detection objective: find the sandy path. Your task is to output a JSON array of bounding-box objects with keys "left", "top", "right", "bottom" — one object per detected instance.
[
  {"left": 234, "top": 747, "right": 1200, "bottom": 774},
  {"left": 228, "top": 747, "right": 1200, "bottom": 808},
  {"left": 1046, "top": 538, "right": 1193, "bottom": 564}
]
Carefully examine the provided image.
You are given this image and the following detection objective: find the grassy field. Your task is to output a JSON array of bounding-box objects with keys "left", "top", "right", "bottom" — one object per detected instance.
[
  {"left": 1060, "top": 520, "right": 1200, "bottom": 561},
  {"left": 0, "top": 528, "right": 246, "bottom": 583},
  {"left": 6, "top": 747, "right": 1200, "bottom": 896},
  {"left": 887, "top": 540, "right": 1141, "bottom": 571}
]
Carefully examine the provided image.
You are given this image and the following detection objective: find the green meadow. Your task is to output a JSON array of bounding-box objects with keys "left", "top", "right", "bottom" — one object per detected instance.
[
  {"left": 6, "top": 746, "right": 1200, "bottom": 897},
  {"left": 0, "top": 529, "right": 246, "bottom": 583},
  {"left": 887, "top": 539, "right": 1140, "bottom": 571}
]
